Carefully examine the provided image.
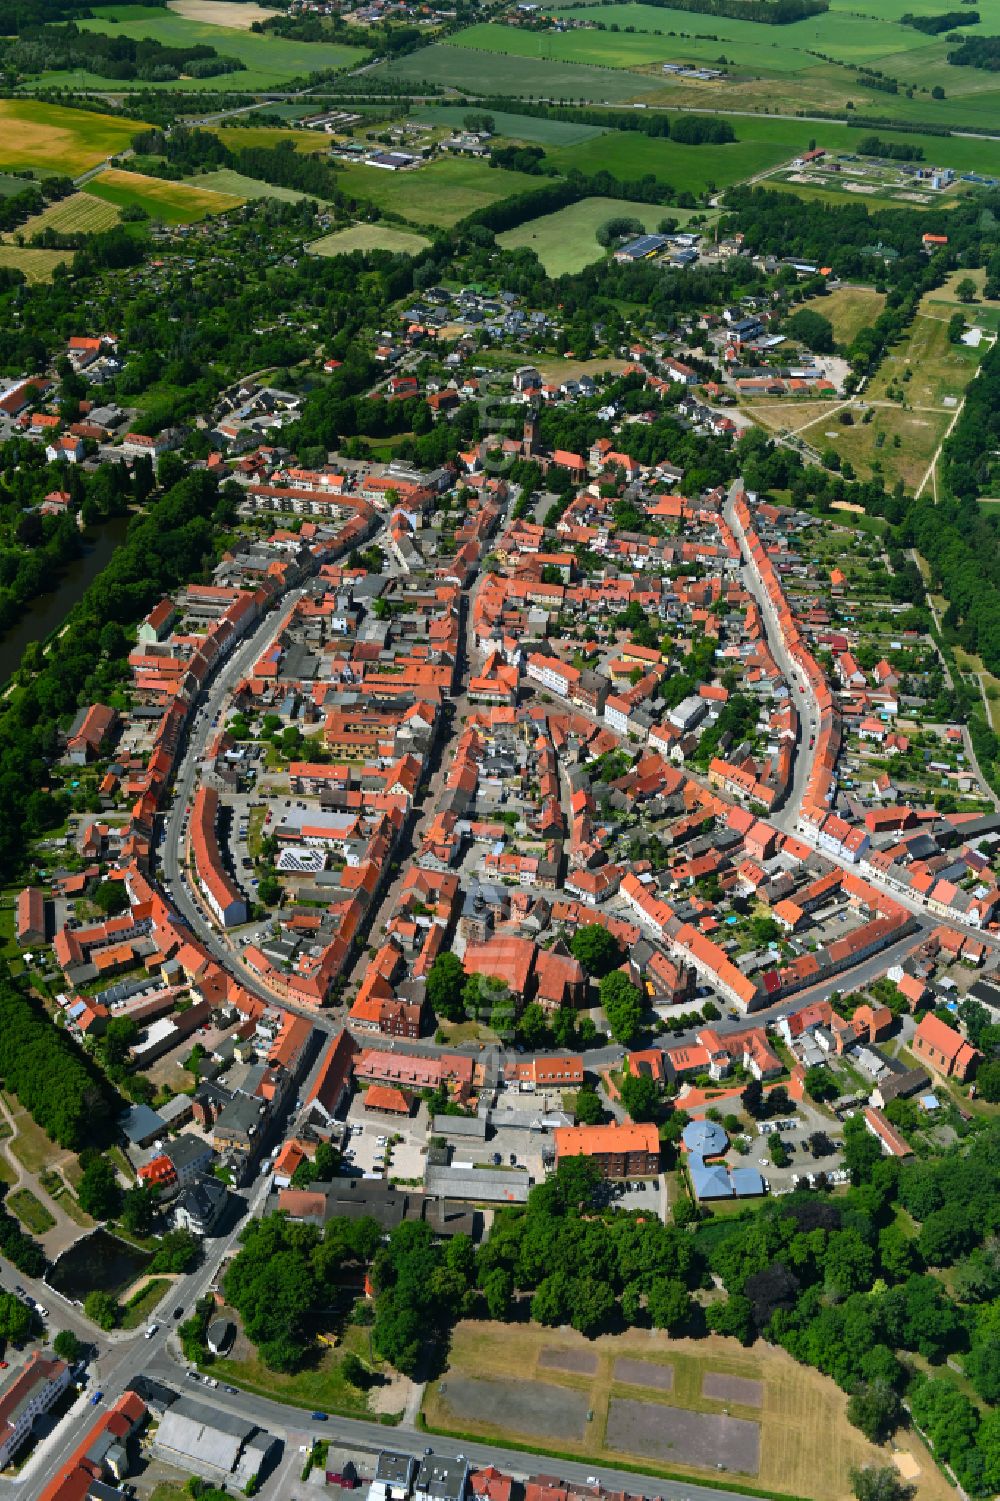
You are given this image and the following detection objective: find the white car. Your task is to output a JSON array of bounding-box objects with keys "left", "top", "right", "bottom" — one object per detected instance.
[{"left": 144, "top": 1323, "right": 159, "bottom": 1339}]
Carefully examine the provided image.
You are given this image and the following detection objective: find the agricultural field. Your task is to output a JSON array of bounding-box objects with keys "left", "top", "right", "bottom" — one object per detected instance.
[
  {"left": 865, "top": 312, "right": 986, "bottom": 408},
  {"left": 423, "top": 1321, "right": 949, "bottom": 1501},
  {"left": 0, "top": 245, "right": 69, "bottom": 283},
  {"left": 800, "top": 286, "right": 887, "bottom": 347},
  {"left": 411, "top": 106, "right": 609, "bottom": 148},
  {"left": 10, "top": 191, "right": 120, "bottom": 241},
  {"left": 371, "top": 44, "right": 671, "bottom": 101},
  {"left": 67, "top": 4, "right": 366, "bottom": 89},
  {"left": 498, "top": 196, "right": 665, "bottom": 275},
  {"left": 85, "top": 168, "right": 245, "bottom": 224},
  {"left": 209, "top": 125, "right": 337, "bottom": 156},
  {"left": 307, "top": 223, "right": 431, "bottom": 256},
  {"left": 195, "top": 168, "right": 335, "bottom": 205},
  {"left": 544, "top": 131, "right": 790, "bottom": 194},
  {"left": 167, "top": 0, "right": 281, "bottom": 26},
  {"left": 0, "top": 100, "right": 144, "bottom": 177},
  {"left": 335, "top": 157, "right": 545, "bottom": 229}
]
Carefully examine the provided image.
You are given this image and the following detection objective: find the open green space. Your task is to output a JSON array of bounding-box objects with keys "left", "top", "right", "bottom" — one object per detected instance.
[
  {"left": 371, "top": 44, "right": 671, "bottom": 100},
  {"left": 866, "top": 311, "right": 985, "bottom": 407},
  {"left": 71, "top": 4, "right": 366, "bottom": 87},
  {"left": 411, "top": 105, "right": 609, "bottom": 147},
  {"left": 195, "top": 168, "right": 335, "bottom": 205},
  {"left": 7, "top": 1187, "right": 56, "bottom": 1234},
  {"left": 800, "top": 286, "right": 887, "bottom": 347},
  {"left": 210, "top": 125, "right": 338, "bottom": 155},
  {"left": 85, "top": 168, "right": 244, "bottom": 224},
  {"left": 498, "top": 195, "right": 665, "bottom": 274},
  {"left": 307, "top": 223, "right": 431, "bottom": 256},
  {"left": 121, "top": 1277, "right": 170, "bottom": 1330},
  {"left": 0, "top": 99, "right": 145, "bottom": 176},
  {"left": 208, "top": 1321, "right": 398, "bottom": 1418},
  {"left": 545, "top": 131, "right": 789, "bottom": 193},
  {"left": 335, "top": 157, "right": 545, "bottom": 229}
]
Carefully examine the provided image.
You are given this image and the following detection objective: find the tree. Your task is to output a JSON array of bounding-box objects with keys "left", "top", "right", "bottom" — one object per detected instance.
[
  {"left": 574, "top": 1085, "right": 605, "bottom": 1125},
  {"left": 77, "top": 1155, "right": 121, "bottom": 1221},
  {"left": 956, "top": 277, "right": 977, "bottom": 304},
  {"left": 426, "top": 952, "right": 466, "bottom": 1022},
  {"left": 599, "top": 971, "right": 643, "bottom": 1045},
  {"left": 847, "top": 1379, "right": 902, "bottom": 1442},
  {"left": 0, "top": 1290, "right": 31, "bottom": 1346},
  {"left": 619, "top": 1070, "right": 661, "bottom": 1123},
  {"left": 341, "top": 1351, "right": 369, "bottom": 1389},
  {"left": 120, "top": 1184, "right": 157, "bottom": 1238},
  {"left": 84, "top": 1291, "right": 119, "bottom": 1331},
  {"left": 515, "top": 1002, "right": 549, "bottom": 1050},
  {"left": 482, "top": 1267, "right": 512, "bottom": 1321},
  {"left": 52, "top": 1329, "right": 82, "bottom": 1363},
  {"left": 850, "top": 1466, "right": 913, "bottom": 1501},
  {"left": 843, "top": 1115, "right": 882, "bottom": 1185},
  {"left": 647, "top": 1277, "right": 690, "bottom": 1332},
  {"left": 804, "top": 1065, "right": 838, "bottom": 1102},
  {"left": 741, "top": 1078, "right": 765, "bottom": 1119},
  {"left": 975, "top": 1058, "right": 1000, "bottom": 1102},
  {"left": 570, "top": 925, "right": 621, "bottom": 977}
]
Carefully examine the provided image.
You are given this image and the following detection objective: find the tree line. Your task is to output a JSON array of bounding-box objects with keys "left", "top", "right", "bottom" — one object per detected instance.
[{"left": 2, "top": 22, "right": 246, "bottom": 82}]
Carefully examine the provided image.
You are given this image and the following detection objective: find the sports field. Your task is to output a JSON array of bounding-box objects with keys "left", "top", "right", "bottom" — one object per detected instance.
[
  {"left": 307, "top": 223, "right": 431, "bottom": 256},
  {"left": 498, "top": 196, "right": 664, "bottom": 275},
  {"left": 423, "top": 1321, "right": 948, "bottom": 1501},
  {"left": 0, "top": 245, "right": 69, "bottom": 282},
  {"left": 799, "top": 287, "right": 887, "bottom": 348},
  {"left": 411, "top": 106, "right": 609, "bottom": 148},
  {"left": 0, "top": 99, "right": 145, "bottom": 177},
  {"left": 74, "top": 4, "right": 365, "bottom": 87},
  {"left": 11, "top": 191, "right": 121, "bottom": 240},
  {"left": 85, "top": 168, "right": 244, "bottom": 224},
  {"left": 195, "top": 168, "right": 335, "bottom": 204},
  {"left": 336, "top": 157, "right": 545, "bottom": 229}
]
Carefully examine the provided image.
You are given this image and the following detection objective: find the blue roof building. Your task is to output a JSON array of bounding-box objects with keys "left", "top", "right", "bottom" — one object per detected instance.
[{"left": 683, "top": 1119, "right": 728, "bottom": 1157}]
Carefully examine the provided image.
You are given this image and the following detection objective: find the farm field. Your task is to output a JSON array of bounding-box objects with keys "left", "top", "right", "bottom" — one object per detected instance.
[
  {"left": 545, "top": 131, "right": 792, "bottom": 193},
  {"left": 9, "top": 191, "right": 121, "bottom": 240},
  {"left": 307, "top": 223, "right": 431, "bottom": 256},
  {"left": 209, "top": 125, "right": 337, "bottom": 155},
  {"left": 423, "top": 1321, "right": 948, "bottom": 1501},
  {"left": 371, "top": 44, "right": 671, "bottom": 101},
  {"left": 195, "top": 168, "right": 334, "bottom": 205},
  {"left": 800, "top": 287, "right": 887, "bottom": 346},
  {"left": 498, "top": 196, "right": 665, "bottom": 275},
  {"left": 0, "top": 99, "right": 144, "bottom": 177},
  {"left": 73, "top": 4, "right": 366, "bottom": 88},
  {"left": 335, "top": 157, "right": 544, "bottom": 229},
  {"left": 411, "top": 105, "right": 609, "bottom": 147},
  {"left": 85, "top": 168, "right": 244, "bottom": 224},
  {"left": 865, "top": 312, "right": 985, "bottom": 408},
  {"left": 167, "top": 0, "right": 281, "bottom": 26},
  {"left": 0, "top": 245, "right": 69, "bottom": 282}
]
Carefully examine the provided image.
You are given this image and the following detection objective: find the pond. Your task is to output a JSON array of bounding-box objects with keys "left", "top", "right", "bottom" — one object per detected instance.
[{"left": 48, "top": 1228, "right": 152, "bottom": 1299}]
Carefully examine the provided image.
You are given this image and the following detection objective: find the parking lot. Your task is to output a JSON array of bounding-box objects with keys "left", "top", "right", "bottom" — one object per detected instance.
[{"left": 343, "top": 1097, "right": 430, "bottom": 1180}]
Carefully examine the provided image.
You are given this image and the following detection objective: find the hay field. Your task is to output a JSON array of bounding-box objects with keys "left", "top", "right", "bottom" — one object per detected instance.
[
  {"left": 0, "top": 245, "right": 70, "bottom": 283},
  {"left": 423, "top": 1321, "right": 950, "bottom": 1501},
  {"left": 168, "top": 0, "right": 280, "bottom": 26},
  {"left": 195, "top": 168, "right": 334, "bottom": 204},
  {"left": 11, "top": 192, "right": 120, "bottom": 240},
  {"left": 307, "top": 223, "right": 430, "bottom": 256},
  {"left": 85, "top": 168, "right": 244, "bottom": 224},
  {"left": 0, "top": 100, "right": 144, "bottom": 177}
]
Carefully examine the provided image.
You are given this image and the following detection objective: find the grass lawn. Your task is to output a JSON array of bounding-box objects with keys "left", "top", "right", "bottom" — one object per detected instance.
[
  {"left": 866, "top": 312, "right": 984, "bottom": 408},
  {"left": 195, "top": 167, "right": 335, "bottom": 205},
  {"left": 498, "top": 195, "right": 663, "bottom": 275},
  {"left": 8, "top": 192, "right": 120, "bottom": 241},
  {"left": 3, "top": 1097, "right": 59, "bottom": 1175},
  {"left": 335, "top": 157, "right": 544, "bottom": 229},
  {"left": 423, "top": 1321, "right": 946, "bottom": 1501},
  {"left": 208, "top": 1321, "right": 399, "bottom": 1418},
  {"left": 411, "top": 105, "right": 609, "bottom": 147},
  {"left": 75, "top": 4, "right": 366, "bottom": 87},
  {"left": 800, "top": 286, "right": 887, "bottom": 347},
  {"left": 0, "top": 1152, "right": 15, "bottom": 1187},
  {"left": 121, "top": 1277, "right": 170, "bottom": 1330},
  {"left": 307, "top": 223, "right": 431, "bottom": 256},
  {"left": 0, "top": 99, "right": 144, "bottom": 176},
  {"left": 85, "top": 168, "right": 244, "bottom": 224},
  {"left": 7, "top": 1187, "right": 56, "bottom": 1234}
]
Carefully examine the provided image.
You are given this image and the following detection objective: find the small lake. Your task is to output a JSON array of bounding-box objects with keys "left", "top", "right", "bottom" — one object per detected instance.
[
  {"left": 0, "top": 514, "right": 131, "bottom": 687},
  {"left": 48, "top": 1228, "right": 152, "bottom": 1299}
]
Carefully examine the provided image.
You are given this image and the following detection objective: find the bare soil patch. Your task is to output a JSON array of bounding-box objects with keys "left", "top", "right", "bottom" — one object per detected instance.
[
  {"left": 540, "top": 1346, "right": 599, "bottom": 1376},
  {"left": 614, "top": 1357, "right": 674, "bottom": 1391},
  {"left": 439, "top": 1376, "right": 588, "bottom": 1440},
  {"left": 703, "top": 1372, "right": 764, "bottom": 1407},
  {"left": 607, "top": 1397, "right": 761, "bottom": 1474}
]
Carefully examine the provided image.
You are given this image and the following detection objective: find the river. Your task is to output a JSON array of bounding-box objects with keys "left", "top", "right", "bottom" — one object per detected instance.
[{"left": 0, "top": 514, "right": 131, "bottom": 687}]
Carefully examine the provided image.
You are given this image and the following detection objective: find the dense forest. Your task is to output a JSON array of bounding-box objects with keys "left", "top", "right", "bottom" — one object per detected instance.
[
  {"left": 2, "top": 22, "right": 245, "bottom": 80},
  {"left": 558, "top": 0, "right": 827, "bottom": 20},
  {"left": 901, "top": 7, "right": 978, "bottom": 30},
  {"left": 947, "top": 34, "right": 1000, "bottom": 68}
]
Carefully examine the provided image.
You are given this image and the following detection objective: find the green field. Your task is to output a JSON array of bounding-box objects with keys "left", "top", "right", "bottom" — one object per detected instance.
[
  {"left": 371, "top": 44, "right": 672, "bottom": 100},
  {"left": 66, "top": 4, "right": 367, "bottom": 88},
  {"left": 85, "top": 168, "right": 244, "bottom": 223},
  {"left": 800, "top": 286, "right": 887, "bottom": 346},
  {"left": 14, "top": 191, "right": 121, "bottom": 238},
  {"left": 210, "top": 125, "right": 337, "bottom": 155},
  {"left": 0, "top": 99, "right": 145, "bottom": 176},
  {"left": 336, "top": 157, "right": 546, "bottom": 228},
  {"left": 498, "top": 195, "right": 666, "bottom": 274},
  {"left": 7, "top": 1187, "right": 56, "bottom": 1234},
  {"left": 307, "top": 223, "right": 431, "bottom": 256},
  {"left": 0, "top": 174, "right": 32, "bottom": 198},
  {"left": 411, "top": 105, "right": 609, "bottom": 147},
  {"left": 195, "top": 168, "right": 335, "bottom": 204},
  {"left": 0, "top": 245, "right": 70, "bottom": 282}
]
